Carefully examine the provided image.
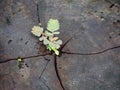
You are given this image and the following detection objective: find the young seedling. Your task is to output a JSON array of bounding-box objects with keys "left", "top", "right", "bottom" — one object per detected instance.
[{"left": 31, "top": 19, "right": 62, "bottom": 55}]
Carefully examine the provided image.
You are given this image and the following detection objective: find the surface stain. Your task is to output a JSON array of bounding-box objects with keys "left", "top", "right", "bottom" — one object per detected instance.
[{"left": 8, "top": 40, "right": 12, "bottom": 44}]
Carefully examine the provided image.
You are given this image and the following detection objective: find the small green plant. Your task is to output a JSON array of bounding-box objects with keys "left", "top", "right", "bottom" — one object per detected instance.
[{"left": 31, "top": 19, "right": 62, "bottom": 55}]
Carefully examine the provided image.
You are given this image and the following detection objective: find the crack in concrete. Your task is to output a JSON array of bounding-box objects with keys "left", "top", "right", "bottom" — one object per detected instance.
[
  {"left": 0, "top": 38, "right": 120, "bottom": 90},
  {"left": 39, "top": 57, "right": 50, "bottom": 80},
  {"left": 41, "top": 79, "right": 51, "bottom": 90},
  {"left": 62, "top": 45, "right": 120, "bottom": 55},
  {"left": 54, "top": 55, "right": 66, "bottom": 90},
  {"left": 36, "top": 2, "right": 40, "bottom": 23}
]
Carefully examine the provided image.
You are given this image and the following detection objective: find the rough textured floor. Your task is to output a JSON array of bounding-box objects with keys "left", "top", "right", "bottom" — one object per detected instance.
[{"left": 0, "top": 0, "right": 120, "bottom": 90}]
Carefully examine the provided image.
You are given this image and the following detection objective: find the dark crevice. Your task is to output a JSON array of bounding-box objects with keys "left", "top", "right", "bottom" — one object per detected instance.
[
  {"left": 36, "top": 2, "right": 40, "bottom": 23},
  {"left": 41, "top": 80, "right": 51, "bottom": 90},
  {"left": 109, "top": 4, "right": 115, "bottom": 8},
  {"left": 62, "top": 45, "right": 120, "bottom": 55},
  {"left": 6, "top": 16, "right": 11, "bottom": 25},
  {"left": 0, "top": 52, "right": 51, "bottom": 63},
  {"left": 59, "top": 37, "right": 72, "bottom": 52},
  {"left": 39, "top": 57, "right": 50, "bottom": 80},
  {"left": 0, "top": 39, "right": 120, "bottom": 63},
  {"left": 54, "top": 55, "right": 66, "bottom": 90},
  {"left": 105, "top": 0, "right": 120, "bottom": 8}
]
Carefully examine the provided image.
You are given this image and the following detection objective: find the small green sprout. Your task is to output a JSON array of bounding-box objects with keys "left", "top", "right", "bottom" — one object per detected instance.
[
  {"left": 31, "top": 19, "right": 62, "bottom": 55},
  {"left": 17, "top": 58, "right": 24, "bottom": 69}
]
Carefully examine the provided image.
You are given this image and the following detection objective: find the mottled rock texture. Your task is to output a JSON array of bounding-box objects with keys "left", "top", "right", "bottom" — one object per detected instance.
[{"left": 0, "top": 0, "right": 120, "bottom": 90}]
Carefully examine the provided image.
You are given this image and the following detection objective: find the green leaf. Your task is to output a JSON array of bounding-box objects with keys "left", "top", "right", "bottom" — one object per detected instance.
[
  {"left": 49, "top": 42, "right": 59, "bottom": 49},
  {"left": 54, "top": 49, "right": 59, "bottom": 55},
  {"left": 51, "top": 47, "right": 59, "bottom": 55},
  {"left": 54, "top": 44, "right": 60, "bottom": 49},
  {"left": 31, "top": 18, "right": 62, "bottom": 56},
  {"left": 47, "top": 19, "right": 60, "bottom": 32},
  {"left": 39, "top": 37, "right": 44, "bottom": 41},
  {"left": 49, "top": 42, "right": 54, "bottom": 47},
  {"left": 55, "top": 40, "right": 62, "bottom": 45},
  {"left": 31, "top": 26, "right": 43, "bottom": 37},
  {"left": 53, "top": 31, "right": 60, "bottom": 34},
  {"left": 49, "top": 37, "right": 58, "bottom": 42},
  {"left": 43, "top": 38, "right": 49, "bottom": 45},
  {"left": 47, "top": 42, "right": 60, "bottom": 55},
  {"left": 45, "top": 31, "right": 53, "bottom": 36},
  {"left": 47, "top": 45, "right": 52, "bottom": 51}
]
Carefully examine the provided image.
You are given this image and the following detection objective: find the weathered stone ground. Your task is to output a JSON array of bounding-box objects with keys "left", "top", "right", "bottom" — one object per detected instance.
[{"left": 0, "top": 0, "right": 120, "bottom": 90}]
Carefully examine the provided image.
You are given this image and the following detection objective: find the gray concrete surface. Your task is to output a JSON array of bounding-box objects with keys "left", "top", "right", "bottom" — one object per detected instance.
[{"left": 0, "top": 0, "right": 120, "bottom": 90}]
